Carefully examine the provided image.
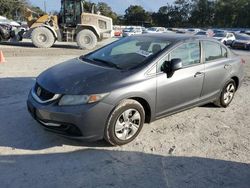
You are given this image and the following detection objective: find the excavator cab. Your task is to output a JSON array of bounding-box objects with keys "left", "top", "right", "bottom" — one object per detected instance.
[{"left": 59, "top": 0, "right": 83, "bottom": 27}]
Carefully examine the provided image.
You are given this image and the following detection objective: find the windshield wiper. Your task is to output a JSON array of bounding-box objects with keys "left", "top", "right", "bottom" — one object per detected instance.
[
  {"left": 92, "top": 58, "right": 121, "bottom": 70},
  {"left": 79, "top": 56, "right": 92, "bottom": 62}
]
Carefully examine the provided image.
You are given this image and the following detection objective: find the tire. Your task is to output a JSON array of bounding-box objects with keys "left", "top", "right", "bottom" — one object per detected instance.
[
  {"left": 244, "top": 44, "right": 248, "bottom": 50},
  {"left": 104, "top": 99, "right": 145, "bottom": 146},
  {"left": 230, "top": 41, "right": 235, "bottom": 48},
  {"left": 31, "top": 27, "right": 55, "bottom": 48},
  {"left": 76, "top": 29, "right": 97, "bottom": 50},
  {"left": 247, "top": 44, "right": 250, "bottom": 51},
  {"left": 214, "top": 79, "right": 236, "bottom": 108}
]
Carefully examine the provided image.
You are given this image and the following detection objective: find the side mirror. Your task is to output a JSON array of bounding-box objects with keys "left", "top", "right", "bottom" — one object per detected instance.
[
  {"left": 170, "top": 58, "right": 183, "bottom": 71},
  {"left": 161, "top": 58, "right": 182, "bottom": 78}
]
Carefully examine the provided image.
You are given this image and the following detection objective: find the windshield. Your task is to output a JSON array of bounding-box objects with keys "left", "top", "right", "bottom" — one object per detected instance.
[
  {"left": 83, "top": 36, "right": 172, "bottom": 70},
  {"left": 214, "top": 33, "right": 226, "bottom": 37},
  {"left": 235, "top": 34, "right": 250, "bottom": 40}
]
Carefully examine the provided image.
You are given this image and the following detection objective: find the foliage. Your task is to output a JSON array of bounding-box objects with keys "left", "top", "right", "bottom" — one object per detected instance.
[
  {"left": 96, "top": 2, "right": 118, "bottom": 24},
  {"left": 0, "top": 0, "right": 249, "bottom": 28},
  {"left": 0, "top": 0, "right": 45, "bottom": 20},
  {"left": 124, "top": 5, "right": 152, "bottom": 26},
  {"left": 122, "top": 0, "right": 250, "bottom": 28}
]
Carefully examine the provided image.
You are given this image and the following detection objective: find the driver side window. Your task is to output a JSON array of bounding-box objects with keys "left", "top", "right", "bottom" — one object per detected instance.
[
  {"left": 170, "top": 42, "right": 200, "bottom": 67},
  {"left": 157, "top": 41, "right": 201, "bottom": 72}
]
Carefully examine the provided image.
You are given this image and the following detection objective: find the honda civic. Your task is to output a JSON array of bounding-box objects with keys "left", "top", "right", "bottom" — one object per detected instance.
[{"left": 27, "top": 34, "right": 244, "bottom": 145}]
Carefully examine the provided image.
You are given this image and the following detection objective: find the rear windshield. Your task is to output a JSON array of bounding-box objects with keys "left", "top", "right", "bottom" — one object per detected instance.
[
  {"left": 196, "top": 32, "right": 206, "bottom": 35},
  {"left": 83, "top": 36, "right": 172, "bottom": 70}
]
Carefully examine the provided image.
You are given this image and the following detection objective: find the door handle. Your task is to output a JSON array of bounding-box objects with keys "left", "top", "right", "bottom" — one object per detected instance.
[{"left": 194, "top": 72, "right": 204, "bottom": 77}]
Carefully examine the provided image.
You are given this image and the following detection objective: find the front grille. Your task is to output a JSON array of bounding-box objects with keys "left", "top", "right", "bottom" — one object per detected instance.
[{"left": 34, "top": 83, "right": 55, "bottom": 101}]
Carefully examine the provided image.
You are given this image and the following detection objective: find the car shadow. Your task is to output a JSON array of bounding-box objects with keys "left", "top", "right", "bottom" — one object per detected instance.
[
  {"left": 0, "top": 149, "right": 249, "bottom": 188},
  {"left": 200, "top": 103, "right": 220, "bottom": 108},
  {"left": 0, "top": 77, "right": 111, "bottom": 150}
]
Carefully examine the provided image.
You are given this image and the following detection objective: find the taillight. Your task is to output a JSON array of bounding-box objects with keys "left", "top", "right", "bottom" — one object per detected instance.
[{"left": 241, "top": 59, "right": 246, "bottom": 64}]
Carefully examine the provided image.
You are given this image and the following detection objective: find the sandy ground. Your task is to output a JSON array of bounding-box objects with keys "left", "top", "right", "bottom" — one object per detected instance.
[{"left": 0, "top": 40, "right": 249, "bottom": 188}]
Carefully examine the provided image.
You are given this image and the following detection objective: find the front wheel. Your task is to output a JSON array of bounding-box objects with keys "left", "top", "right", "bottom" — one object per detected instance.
[
  {"left": 104, "top": 99, "right": 145, "bottom": 146},
  {"left": 31, "top": 27, "right": 55, "bottom": 48},
  {"left": 76, "top": 29, "right": 97, "bottom": 50},
  {"left": 214, "top": 79, "right": 236, "bottom": 108}
]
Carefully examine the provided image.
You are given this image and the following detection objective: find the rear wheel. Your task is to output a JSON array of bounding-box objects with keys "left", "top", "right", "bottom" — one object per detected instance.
[
  {"left": 31, "top": 27, "right": 55, "bottom": 48},
  {"left": 230, "top": 41, "right": 235, "bottom": 48},
  {"left": 76, "top": 29, "right": 97, "bottom": 50},
  {"left": 247, "top": 44, "right": 250, "bottom": 51},
  {"left": 214, "top": 79, "right": 236, "bottom": 108},
  {"left": 104, "top": 99, "right": 145, "bottom": 146}
]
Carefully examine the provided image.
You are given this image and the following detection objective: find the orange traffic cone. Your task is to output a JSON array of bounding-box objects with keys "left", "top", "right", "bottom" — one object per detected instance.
[{"left": 0, "top": 50, "right": 6, "bottom": 64}]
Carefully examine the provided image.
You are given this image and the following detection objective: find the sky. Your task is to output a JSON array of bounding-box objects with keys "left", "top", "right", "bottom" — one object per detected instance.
[{"left": 29, "top": 0, "right": 174, "bottom": 15}]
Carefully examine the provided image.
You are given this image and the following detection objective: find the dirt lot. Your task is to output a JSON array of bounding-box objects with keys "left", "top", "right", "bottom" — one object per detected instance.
[{"left": 0, "top": 40, "right": 249, "bottom": 188}]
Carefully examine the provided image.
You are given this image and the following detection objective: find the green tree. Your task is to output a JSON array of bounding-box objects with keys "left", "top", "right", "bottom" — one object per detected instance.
[
  {"left": 124, "top": 5, "right": 151, "bottom": 26},
  {"left": 83, "top": 1, "right": 94, "bottom": 13},
  {"left": 189, "top": 0, "right": 215, "bottom": 27},
  {"left": 152, "top": 5, "right": 172, "bottom": 27},
  {"left": 96, "top": 2, "right": 118, "bottom": 24},
  {"left": 174, "top": 0, "right": 192, "bottom": 26},
  {"left": 214, "top": 0, "right": 250, "bottom": 28},
  {"left": 0, "top": 0, "right": 28, "bottom": 19},
  {"left": 152, "top": 0, "right": 192, "bottom": 28}
]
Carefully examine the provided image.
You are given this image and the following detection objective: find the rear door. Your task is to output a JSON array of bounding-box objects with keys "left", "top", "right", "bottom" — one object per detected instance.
[
  {"left": 201, "top": 40, "right": 232, "bottom": 99},
  {"left": 156, "top": 41, "right": 205, "bottom": 117}
]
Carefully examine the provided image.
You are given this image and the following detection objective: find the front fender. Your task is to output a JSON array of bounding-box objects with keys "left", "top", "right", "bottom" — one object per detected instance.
[{"left": 41, "top": 24, "right": 58, "bottom": 39}]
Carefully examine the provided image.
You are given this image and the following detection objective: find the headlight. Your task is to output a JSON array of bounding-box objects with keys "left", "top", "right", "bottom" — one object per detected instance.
[{"left": 58, "top": 93, "right": 109, "bottom": 106}]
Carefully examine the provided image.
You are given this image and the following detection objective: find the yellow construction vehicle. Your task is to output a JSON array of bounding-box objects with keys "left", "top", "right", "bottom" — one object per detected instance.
[{"left": 23, "top": 0, "right": 113, "bottom": 49}]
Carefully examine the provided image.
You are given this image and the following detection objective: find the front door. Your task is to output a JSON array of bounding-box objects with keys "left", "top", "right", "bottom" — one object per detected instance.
[{"left": 156, "top": 41, "right": 205, "bottom": 117}]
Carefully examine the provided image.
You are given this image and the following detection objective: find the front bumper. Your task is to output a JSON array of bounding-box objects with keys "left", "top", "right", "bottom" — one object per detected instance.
[
  {"left": 232, "top": 42, "right": 250, "bottom": 49},
  {"left": 27, "top": 92, "right": 114, "bottom": 141}
]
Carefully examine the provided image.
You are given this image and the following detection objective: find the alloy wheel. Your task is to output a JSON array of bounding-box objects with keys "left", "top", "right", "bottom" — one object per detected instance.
[
  {"left": 223, "top": 83, "right": 235, "bottom": 104},
  {"left": 114, "top": 109, "right": 141, "bottom": 141}
]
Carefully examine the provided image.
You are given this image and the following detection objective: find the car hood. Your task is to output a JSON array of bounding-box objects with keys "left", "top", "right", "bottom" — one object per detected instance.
[
  {"left": 213, "top": 37, "right": 223, "bottom": 40},
  {"left": 36, "top": 58, "right": 129, "bottom": 95}
]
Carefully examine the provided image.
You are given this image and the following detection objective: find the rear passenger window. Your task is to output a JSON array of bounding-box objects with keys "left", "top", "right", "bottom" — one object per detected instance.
[{"left": 204, "top": 41, "right": 227, "bottom": 61}]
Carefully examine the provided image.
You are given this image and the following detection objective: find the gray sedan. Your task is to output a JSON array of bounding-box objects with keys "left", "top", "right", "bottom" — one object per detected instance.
[{"left": 27, "top": 34, "right": 245, "bottom": 145}]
